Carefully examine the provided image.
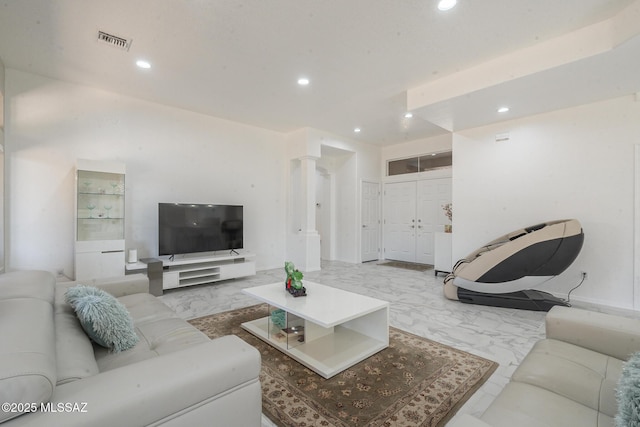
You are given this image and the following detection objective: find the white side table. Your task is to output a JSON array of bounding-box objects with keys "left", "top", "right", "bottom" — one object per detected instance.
[{"left": 434, "top": 232, "right": 453, "bottom": 276}]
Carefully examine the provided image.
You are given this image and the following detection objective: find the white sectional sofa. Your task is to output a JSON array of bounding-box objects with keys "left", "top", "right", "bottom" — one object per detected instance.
[
  {"left": 0, "top": 270, "right": 261, "bottom": 426},
  {"left": 449, "top": 305, "right": 640, "bottom": 427}
]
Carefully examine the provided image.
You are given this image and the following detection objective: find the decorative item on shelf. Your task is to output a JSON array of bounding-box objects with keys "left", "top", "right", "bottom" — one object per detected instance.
[
  {"left": 87, "top": 203, "right": 96, "bottom": 218},
  {"left": 272, "top": 326, "right": 305, "bottom": 343},
  {"left": 284, "top": 261, "right": 306, "bottom": 297},
  {"left": 442, "top": 202, "right": 453, "bottom": 233},
  {"left": 127, "top": 249, "right": 138, "bottom": 264},
  {"left": 270, "top": 309, "right": 286, "bottom": 329}
]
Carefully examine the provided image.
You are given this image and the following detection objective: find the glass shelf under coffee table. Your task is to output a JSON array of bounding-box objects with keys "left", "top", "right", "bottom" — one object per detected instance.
[{"left": 241, "top": 281, "right": 389, "bottom": 379}]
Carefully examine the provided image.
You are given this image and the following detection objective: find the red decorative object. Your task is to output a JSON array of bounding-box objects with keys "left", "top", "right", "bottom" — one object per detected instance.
[{"left": 285, "top": 278, "right": 306, "bottom": 297}]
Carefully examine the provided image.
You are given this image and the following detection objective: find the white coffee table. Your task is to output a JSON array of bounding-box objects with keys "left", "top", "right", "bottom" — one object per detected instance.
[{"left": 241, "top": 281, "right": 389, "bottom": 379}]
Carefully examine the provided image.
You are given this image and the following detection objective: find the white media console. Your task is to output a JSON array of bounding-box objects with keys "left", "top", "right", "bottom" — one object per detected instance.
[{"left": 126, "top": 252, "right": 256, "bottom": 291}]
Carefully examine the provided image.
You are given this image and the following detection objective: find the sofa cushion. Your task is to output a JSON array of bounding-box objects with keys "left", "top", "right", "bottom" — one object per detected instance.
[
  {"left": 511, "top": 338, "right": 622, "bottom": 418},
  {"left": 66, "top": 285, "right": 139, "bottom": 352},
  {"left": 615, "top": 351, "right": 640, "bottom": 427},
  {"left": 54, "top": 310, "right": 100, "bottom": 384},
  {"left": 119, "top": 292, "right": 179, "bottom": 324},
  {"left": 95, "top": 293, "right": 210, "bottom": 372},
  {"left": 481, "top": 382, "right": 614, "bottom": 427},
  {"left": 0, "top": 270, "right": 55, "bottom": 303},
  {"left": 546, "top": 305, "right": 640, "bottom": 361},
  {"left": 0, "top": 297, "right": 57, "bottom": 423},
  {"left": 53, "top": 284, "right": 100, "bottom": 385}
]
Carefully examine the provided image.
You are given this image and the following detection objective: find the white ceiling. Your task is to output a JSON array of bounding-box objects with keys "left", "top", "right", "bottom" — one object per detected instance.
[{"left": 0, "top": 0, "right": 638, "bottom": 146}]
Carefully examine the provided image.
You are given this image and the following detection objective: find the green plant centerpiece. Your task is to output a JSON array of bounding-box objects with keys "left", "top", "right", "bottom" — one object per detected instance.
[{"left": 284, "top": 261, "right": 307, "bottom": 297}]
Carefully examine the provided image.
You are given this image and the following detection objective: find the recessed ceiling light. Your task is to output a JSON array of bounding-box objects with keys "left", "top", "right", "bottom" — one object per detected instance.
[
  {"left": 437, "top": 0, "right": 457, "bottom": 11},
  {"left": 497, "top": 106, "right": 510, "bottom": 113},
  {"left": 354, "top": 127, "right": 361, "bottom": 133},
  {"left": 136, "top": 60, "right": 151, "bottom": 69},
  {"left": 297, "top": 77, "right": 310, "bottom": 86},
  {"left": 431, "top": 153, "right": 437, "bottom": 156},
  {"left": 404, "top": 112, "right": 413, "bottom": 118}
]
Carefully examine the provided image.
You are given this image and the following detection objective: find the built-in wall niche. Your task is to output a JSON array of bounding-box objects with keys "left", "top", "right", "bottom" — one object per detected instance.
[{"left": 387, "top": 151, "right": 452, "bottom": 176}]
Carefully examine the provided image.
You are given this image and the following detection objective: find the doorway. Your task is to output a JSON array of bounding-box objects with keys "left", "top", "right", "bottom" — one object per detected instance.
[
  {"left": 361, "top": 181, "right": 380, "bottom": 262},
  {"left": 383, "top": 178, "right": 452, "bottom": 264}
]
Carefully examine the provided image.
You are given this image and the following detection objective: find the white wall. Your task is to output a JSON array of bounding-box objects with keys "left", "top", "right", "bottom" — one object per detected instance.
[
  {"left": 453, "top": 95, "right": 640, "bottom": 309},
  {"left": 316, "top": 132, "right": 380, "bottom": 263},
  {"left": 0, "top": 58, "right": 4, "bottom": 271},
  {"left": 0, "top": 56, "right": 4, "bottom": 129},
  {"left": 315, "top": 168, "right": 334, "bottom": 260},
  {"left": 334, "top": 152, "right": 358, "bottom": 262},
  {"left": 4, "top": 69, "right": 287, "bottom": 276}
]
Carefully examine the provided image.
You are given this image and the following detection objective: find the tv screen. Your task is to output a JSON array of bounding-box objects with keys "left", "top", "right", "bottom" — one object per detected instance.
[{"left": 158, "top": 203, "right": 243, "bottom": 256}]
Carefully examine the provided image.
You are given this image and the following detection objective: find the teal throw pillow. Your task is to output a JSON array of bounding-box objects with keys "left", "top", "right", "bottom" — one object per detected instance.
[
  {"left": 65, "top": 285, "right": 139, "bottom": 352},
  {"left": 616, "top": 351, "right": 640, "bottom": 427}
]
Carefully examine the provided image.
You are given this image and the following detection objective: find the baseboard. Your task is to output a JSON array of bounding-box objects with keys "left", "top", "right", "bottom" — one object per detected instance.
[{"left": 555, "top": 292, "right": 638, "bottom": 316}]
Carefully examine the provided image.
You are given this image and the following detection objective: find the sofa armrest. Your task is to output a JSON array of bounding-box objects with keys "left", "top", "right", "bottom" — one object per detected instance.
[
  {"left": 446, "top": 414, "right": 494, "bottom": 427},
  {"left": 546, "top": 305, "right": 640, "bottom": 360},
  {"left": 4, "top": 336, "right": 261, "bottom": 427},
  {"left": 59, "top": 274, "right": 149, "bottom": 297}
]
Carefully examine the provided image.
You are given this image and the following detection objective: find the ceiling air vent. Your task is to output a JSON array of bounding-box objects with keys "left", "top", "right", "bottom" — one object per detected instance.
[{"left": 97, "top": 31, "right": 132, "bottom": 51}]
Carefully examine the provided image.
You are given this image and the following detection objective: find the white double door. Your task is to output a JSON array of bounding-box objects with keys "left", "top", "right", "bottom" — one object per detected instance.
[{"left": 383, "top": 178, "right": 452, "bottom": 264}]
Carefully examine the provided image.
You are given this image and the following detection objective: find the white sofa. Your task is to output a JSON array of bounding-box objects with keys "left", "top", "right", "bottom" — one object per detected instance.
[
  {"left": 0, "top": 270, "right": 261, "bottom": 426},
  {"left": 449, "top": 305, "right": 640, "bottom": 427}
]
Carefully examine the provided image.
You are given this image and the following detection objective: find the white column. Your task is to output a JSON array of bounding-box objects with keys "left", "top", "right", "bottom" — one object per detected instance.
[{"left": 284, "top": 129, "right": 323, "bottom": 273}]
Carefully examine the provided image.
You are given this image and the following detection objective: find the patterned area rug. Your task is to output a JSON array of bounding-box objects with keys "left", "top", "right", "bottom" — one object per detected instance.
[{"left": 189, "top": 304, "right": 497, "bottom": 427}]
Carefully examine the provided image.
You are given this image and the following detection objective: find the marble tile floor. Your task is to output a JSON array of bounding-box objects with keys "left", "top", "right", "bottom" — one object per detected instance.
[{"left": 158, "top": 260, "right": 633, "bottom": 426}]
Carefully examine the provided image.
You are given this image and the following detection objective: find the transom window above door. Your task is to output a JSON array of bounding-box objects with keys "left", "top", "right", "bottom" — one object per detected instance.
[{"left": 387, "top": 151, "right": 452, "bottom": 176}]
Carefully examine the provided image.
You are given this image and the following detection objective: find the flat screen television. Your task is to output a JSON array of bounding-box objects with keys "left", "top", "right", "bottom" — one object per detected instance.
[{"left": 158, "top": 203, "right": 243, "bottom": 256}]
